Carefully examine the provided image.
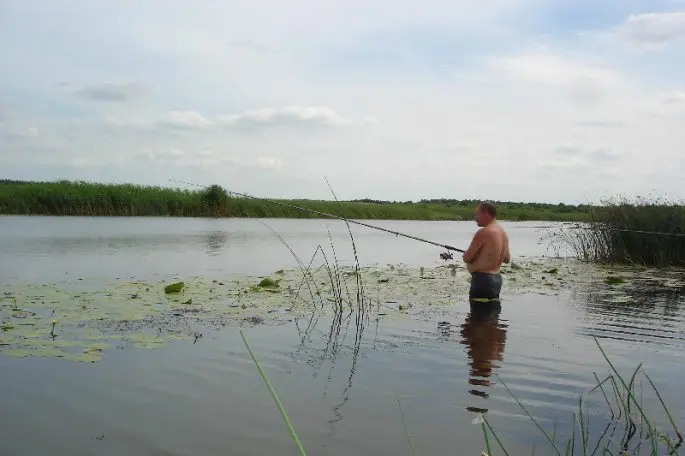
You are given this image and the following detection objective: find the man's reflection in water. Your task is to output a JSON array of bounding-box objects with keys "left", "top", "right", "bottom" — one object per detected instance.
[{"left": 459, "top": 299, "right": 508, "bottom": 413}]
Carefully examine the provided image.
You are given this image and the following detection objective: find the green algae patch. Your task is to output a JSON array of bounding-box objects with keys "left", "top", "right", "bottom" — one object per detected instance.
[
  {"left": 164, "top": 282, "right": 185, "bottom": 293},
  {"left": 258, "top": 278, "right": 281, "bottom": 288}
]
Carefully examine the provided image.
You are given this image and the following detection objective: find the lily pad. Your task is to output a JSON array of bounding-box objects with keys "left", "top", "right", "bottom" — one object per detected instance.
[
  {"left": 604, "top": 276, "right": 625, "bottom": 285},
  {"left": 164, "top": 282, "right": 185, "bottom": 293},
  {"left": 258, "top": 278, "right": 280, "bottom": 288}
]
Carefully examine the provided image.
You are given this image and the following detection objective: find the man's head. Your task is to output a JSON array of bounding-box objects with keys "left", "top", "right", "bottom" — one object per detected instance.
[{"left": 475, "top": 201, "right": 496, "bottom": 227}]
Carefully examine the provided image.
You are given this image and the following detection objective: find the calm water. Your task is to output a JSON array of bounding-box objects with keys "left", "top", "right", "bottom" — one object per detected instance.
[{"left": 1, "top": 216, "right": 684, "bottom": 456}]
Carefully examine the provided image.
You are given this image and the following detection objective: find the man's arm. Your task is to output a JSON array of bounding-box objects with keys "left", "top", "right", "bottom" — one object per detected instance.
[
  {"left": 462, "top": 229, "right": 484, "bottom": 263},
  {"left": 503, "top": 234, "right": 511, "bottom": 263},
  {"left": 503, "top": 246, "right": 511, "bottom": 264}
]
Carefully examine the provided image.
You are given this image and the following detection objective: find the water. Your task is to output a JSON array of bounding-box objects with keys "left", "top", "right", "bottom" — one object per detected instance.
[{"left": 1, "top": 216, "right": 684, "bottom": 456}]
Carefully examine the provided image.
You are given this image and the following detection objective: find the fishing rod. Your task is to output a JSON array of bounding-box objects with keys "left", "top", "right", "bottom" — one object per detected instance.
[{"left": 168, "top": 179, "right": 466, "bottom": 253}]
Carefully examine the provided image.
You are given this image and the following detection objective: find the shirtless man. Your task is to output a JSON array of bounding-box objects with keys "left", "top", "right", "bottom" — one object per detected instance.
[{"left": 462, "top": 202, "right": 510, "bottom": 301}]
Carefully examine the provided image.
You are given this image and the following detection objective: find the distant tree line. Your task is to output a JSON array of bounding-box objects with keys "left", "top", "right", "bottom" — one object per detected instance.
[{"left": 0, "top": 179, "right": 592, "bottom": 222}]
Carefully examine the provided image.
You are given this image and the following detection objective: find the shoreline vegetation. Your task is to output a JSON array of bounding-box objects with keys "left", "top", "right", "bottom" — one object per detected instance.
[
  {"left": 1, "top": 179, "right": 592, "bottom": 221},
  {"left": 2, "top": 179, "right": 684, "bottom": 266}
]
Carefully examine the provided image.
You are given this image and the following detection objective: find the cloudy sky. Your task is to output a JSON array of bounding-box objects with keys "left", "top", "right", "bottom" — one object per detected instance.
[{"left": 1, "top": 1, "right": 684, "bottom": 204}]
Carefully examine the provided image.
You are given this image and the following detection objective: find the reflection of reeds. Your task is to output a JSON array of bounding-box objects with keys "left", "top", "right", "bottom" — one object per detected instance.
[{"left": 480, "top": 337, "right": 682, "bottom": 456}]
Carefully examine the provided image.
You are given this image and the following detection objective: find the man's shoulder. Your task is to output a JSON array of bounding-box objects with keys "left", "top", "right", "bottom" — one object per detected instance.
[
  {"left": 477, "top": 226, "right": 497, "bottom": 239},
  {"left": 493, "top": 221, "right": 508, "bottom": 234}
]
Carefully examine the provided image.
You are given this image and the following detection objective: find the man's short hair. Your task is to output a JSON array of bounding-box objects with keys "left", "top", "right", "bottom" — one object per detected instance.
[{"left": 477, "top": 201, "right": 497, "bottom": 217}]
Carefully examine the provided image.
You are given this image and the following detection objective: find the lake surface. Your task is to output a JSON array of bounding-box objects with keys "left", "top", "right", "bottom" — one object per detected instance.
[{"left": 1, "top": 216, "right": 684, "bottom": 456}]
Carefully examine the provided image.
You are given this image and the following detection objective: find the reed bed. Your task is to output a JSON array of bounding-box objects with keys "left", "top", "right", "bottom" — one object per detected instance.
[
  {"left": 546, "top": 196, "right": 685, "bottom": 267},
  {"left": 0, "top": 179, "right": 590, "bottom": 221}
]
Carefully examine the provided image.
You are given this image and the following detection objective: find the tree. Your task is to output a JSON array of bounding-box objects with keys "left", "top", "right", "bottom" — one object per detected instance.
[{"left": 200, "top": 184, "right": 229, "bottom": 217}]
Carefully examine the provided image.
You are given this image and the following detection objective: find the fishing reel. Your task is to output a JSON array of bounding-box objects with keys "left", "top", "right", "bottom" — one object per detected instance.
[{"left": 439, "top": 250, "right": 453, "bottom": 261}]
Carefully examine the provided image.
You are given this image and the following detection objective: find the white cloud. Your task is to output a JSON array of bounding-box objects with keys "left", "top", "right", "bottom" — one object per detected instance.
[
  {"left": 103, "top": 106, "right": 362, "bottom": 132},
  {"left": 483, "top": 49, "right": 629, "bottom": 107},
  {"left": 616, "top": 11, "right": 685, "bottom": 50},
  {"left": 219, "top": 106, "right": 355, "bottom": 129},
  {"left": 664, "top": 90, "right": 685, "bottom": 104},
  {"left": 136, "top": 148, "right": 235, "bottom": 167},
  {"left": 485, "top": 51, "right": 621, "bottom": 88},
  {"left": 162, "top": 111, "right": 214, "bottom": 129},
  {"left": 72, "top": 81, "right": 150, "bottom": 102},
  {"left": 257, "top": 157, "right": 283, "bottom": 168}
]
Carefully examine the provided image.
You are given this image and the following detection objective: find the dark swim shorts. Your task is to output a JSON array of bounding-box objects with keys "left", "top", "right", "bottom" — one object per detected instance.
[{"left": 469, "top": 271, "right": 503, "bottom": 301}]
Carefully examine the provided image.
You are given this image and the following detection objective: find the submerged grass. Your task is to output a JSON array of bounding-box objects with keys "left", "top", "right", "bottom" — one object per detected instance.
[
  {"left": 1, "top": 179, "right": 591, "bottom": 221},
  {"left": 546, "top": 196, "right": 685, "bottom": 267}
]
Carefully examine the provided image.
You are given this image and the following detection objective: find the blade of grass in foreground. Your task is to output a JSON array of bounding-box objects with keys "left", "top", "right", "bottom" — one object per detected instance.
[
  {"left": 240, "top": 329, "right": 307, "bottom": 456},
  {"left": 396, "top": 393, "right": 418, "bottom": 456}
]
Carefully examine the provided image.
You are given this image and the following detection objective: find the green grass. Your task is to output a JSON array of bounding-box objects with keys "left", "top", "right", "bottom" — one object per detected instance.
[
  {"left": 240, "top": 330, "right": 307, "bottom": 456},
  {"left": 546, "top": 195, "right": 685, "bottom": 267},
  {"left": 0, "top": 179, "right": 591, "bottom": 222}
]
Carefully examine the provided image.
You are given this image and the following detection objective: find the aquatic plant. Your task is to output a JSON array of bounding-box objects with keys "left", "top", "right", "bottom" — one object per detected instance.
[
  {"left": 478, "top": 337, "right": 682, "bottom": 456},
  {"left": 544, "top": 195, "right": 685, "bottom": 267},
  {"left": 240, "top": 330, "right": 307, "bottom": 456}
]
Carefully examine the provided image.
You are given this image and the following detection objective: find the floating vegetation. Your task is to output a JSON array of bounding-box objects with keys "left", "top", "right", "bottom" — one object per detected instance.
[
  {"left": 164, "top": 281, "right": 185, "bottom": 293},
  {"left": 2, "top": 257, "right": 683, "bottom": 363},
  {"left": 605, "top": 275, "right": 625, "bottom": 285},
  {"left": 258, "top": 277, "right": 281, "bottom": 288}
]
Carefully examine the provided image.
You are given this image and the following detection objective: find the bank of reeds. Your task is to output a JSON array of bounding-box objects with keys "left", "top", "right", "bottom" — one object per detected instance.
[
  {"left": 0, "top": 179, "right": 590, "bottom": 222},
  {"left": 546, "top": 196, "right": 685, "bottom": 267}
]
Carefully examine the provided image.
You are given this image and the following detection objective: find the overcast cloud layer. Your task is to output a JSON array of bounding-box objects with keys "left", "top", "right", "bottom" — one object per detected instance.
[{"left": 1, "top": 0, "right": 684, "bottom": 204}]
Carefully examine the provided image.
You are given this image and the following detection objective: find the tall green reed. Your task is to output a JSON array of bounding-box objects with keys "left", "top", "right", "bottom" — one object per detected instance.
[{"left": 544, "top": 195, "right": 685, "bottom": 267}]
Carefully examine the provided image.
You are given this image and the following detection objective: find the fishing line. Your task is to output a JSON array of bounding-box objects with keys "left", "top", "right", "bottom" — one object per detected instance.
[
  {"left": 168, "top": 179, "right": 466, "bottom": 253},
  {"left": 537, "top": 224, "right": 685, "bottom": 238}
]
